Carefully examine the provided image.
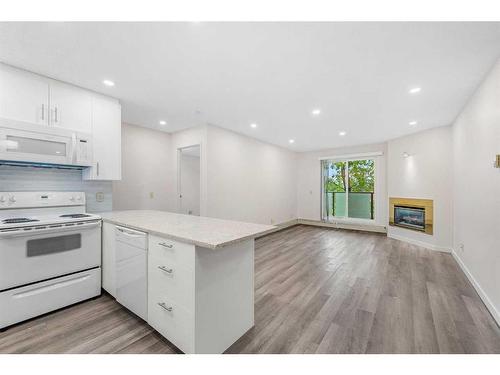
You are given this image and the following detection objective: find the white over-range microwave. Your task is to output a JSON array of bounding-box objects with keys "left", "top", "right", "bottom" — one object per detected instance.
[{"left": 0, "top": 117, "right": 92, "bottom": 167}]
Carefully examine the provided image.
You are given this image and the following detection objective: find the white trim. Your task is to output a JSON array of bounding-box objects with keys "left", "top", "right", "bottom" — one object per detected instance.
[
  {"left": 387, "top": 233, "right": 451, "bottom": 253},
  {"left": 299, "top": 218, "right": 386, "bottom": 233},
  {"left": 318, "top": 151, "right": 383, "bottom": 161},
  {"left": 256, "top": 219, "right": 299, "bottom": 237},
  {"left": 176, "top": 143, "right": 202, "bottom": 215},
  {"left": 451, "top": 250, "right": 500, "bottom": 326}
]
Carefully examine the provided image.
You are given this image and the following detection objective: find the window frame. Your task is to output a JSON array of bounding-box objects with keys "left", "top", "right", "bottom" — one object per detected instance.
[{"left": 320, "top": 154, "right": 380, "bottom": 223}]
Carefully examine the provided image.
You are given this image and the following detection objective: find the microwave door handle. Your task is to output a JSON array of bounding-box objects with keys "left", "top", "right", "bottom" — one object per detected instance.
[{"left": 71, "top": 134, "right": 77, "bottom": 164}]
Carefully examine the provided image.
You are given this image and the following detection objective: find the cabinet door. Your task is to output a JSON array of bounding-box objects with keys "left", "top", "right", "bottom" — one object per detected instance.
[
  {"left": 102, "top": 222, "right": 117, "bottom": 298},
  {"left": 49, "top": 80, "right": 92, "bottom": 133},
  {"left": 83, "top": 94, "right": 121, "bottom": 180},
  {"left": 0, "top": 64, "right": 49, "bottom": 125}
]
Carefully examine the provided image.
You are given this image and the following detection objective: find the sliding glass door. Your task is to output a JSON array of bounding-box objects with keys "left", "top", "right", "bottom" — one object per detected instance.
[{"left": 321, "top": 158, "right": 375, "bottom": 222}]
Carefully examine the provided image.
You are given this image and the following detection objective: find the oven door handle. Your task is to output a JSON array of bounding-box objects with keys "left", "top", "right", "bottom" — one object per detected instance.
[{"left": 0, "top": 220, "right": 101, "bottom": 239}]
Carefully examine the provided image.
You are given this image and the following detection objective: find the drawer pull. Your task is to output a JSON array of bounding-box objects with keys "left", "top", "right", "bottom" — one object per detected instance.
[
  {"left": 158, "top": 302, "right": 173, "bottom": 312},
  {"left": 159, "top": 242, "right": 173, "bottom": 249},
  {"left": 158, "top": 265, "right": 173, "bottom": 274}
]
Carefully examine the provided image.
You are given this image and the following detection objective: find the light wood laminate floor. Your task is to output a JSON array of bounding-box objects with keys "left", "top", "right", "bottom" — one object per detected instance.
[{"left": 1, "top": 225, "right": 499, "bottom": 354}]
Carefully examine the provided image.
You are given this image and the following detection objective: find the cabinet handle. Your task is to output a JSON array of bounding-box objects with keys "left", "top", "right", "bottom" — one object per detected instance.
[
  {"left": 41, "top": 104, "right": 45, "bottom": 121},
  {"left": 158, "top": 302, "right": 173, "bottom": 312},
  {"left": 159, "top": 242, "right": 173, "bottom": 248},
  {"left": 54, "top": 106, "right": 58, "bottom": 123},
  {"left": 96, "top": 162, "right": 100, "bottom": 176},
  {"left": 158, "top": 265, "right": 173, "bottom": 274}
]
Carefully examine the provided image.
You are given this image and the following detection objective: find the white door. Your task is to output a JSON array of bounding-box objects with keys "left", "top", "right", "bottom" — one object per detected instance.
[
  {"left": 178, "top": 145, "right": 201, "bottom": 216},
  {"left": 49, "top": 80, "right": 92, "bottom": 133},
  {"left": 83, "top": 94, "right": 121, "bottom": 180},
  {"left": 0, "top": 64, "right": 49, "bottom": 125}
]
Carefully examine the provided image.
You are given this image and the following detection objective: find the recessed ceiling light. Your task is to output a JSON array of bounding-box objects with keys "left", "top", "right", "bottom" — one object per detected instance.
[
  {"left": 159, "top": 120, "right": 167, "bottom": 125},
  {"left": 339, "top": 131, "right": 347, "bottom": 136},
  {"left": 250, "top": 123, "right": 257, "bottom": 128},
  {"left": 311, "top": 109, "right": 321, "bottom": 116},
  {"left": 102, "top": 79, "right": 115, "bottom": 87},
  {"left": 289, "top": 139, "right": 295, "bottom": 144},
  {"left": 409, "top": 87, "right": 421, "bottom": 94},
  {"left": 409, "top": 121, "right": 418, "bottom": 126}
]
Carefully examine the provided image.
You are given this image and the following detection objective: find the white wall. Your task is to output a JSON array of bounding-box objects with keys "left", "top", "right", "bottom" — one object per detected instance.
[
  {"left": 297, "top": 142, "right": 388, "bottom": 227},
  {"left": 179, "top": 151, "right": 200, "bottom": 216},
  {"left": 205, "top": 125, "right": 297, "bottom": 225},
  {"left": 452, "top": 59, "right": 500, "bottom": 323},
  {"left": 112, "top": 123, "right": 174, "bottom": 210},
  {"left": 387, "top": 126, "right": 453, "bottom": 251}
]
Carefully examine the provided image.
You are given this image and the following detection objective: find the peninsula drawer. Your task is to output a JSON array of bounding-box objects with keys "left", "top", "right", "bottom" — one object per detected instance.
[
  {"left": 148, "top": 294, "right": 194, "bottom": 354},
  {"left": 148, "top": 254, "right": 194, "bottom": 312},
  {"left": 149, "top": 234, "right": 195, "bottom": 269}
]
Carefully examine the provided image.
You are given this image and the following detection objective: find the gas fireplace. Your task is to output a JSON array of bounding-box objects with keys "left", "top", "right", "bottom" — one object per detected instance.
[
  {"left": 394, "top": 205, "right": 425, "bottom": 231},
  {"left": 389, "top": 197, "right": 433, "bottom": 235}
]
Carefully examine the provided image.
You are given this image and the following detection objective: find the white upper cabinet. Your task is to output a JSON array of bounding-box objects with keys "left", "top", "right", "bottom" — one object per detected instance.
[
  {"left": 0, "top": 64, "right": 49, "bottom": 125},
  {"left": 83, "top": 94, "right": 121, "bottom": 181},
  {"left": 0, "top": 63, "right": 122, "bottom": 181},
  {"left": 49, "top": 80, "right": 92, "bottom": 133}
]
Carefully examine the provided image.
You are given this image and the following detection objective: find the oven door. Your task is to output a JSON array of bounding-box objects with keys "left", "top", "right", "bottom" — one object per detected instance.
[{"left": 0, "top": 220, "right": 101, "bottom": 291}]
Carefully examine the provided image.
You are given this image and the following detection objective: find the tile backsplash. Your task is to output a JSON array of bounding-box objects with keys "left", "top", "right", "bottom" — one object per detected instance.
[{"left": 0, "top": 165, "right": 113, "bottom": 212}]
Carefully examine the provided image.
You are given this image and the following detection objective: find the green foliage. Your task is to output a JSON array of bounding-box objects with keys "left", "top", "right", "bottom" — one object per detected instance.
[{"left": 324, "top": 159, "right": 374, "bottom": 193}]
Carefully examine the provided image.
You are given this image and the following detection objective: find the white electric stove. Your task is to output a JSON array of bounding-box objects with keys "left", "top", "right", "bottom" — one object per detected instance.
[{"left": 0, "top": 191, "right": 102, "bottom": 330}]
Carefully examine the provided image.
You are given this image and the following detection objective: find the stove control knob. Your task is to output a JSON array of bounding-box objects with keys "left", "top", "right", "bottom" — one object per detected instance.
[
  {"left": 9, "top": 196, "right": 16, "bottom": 203},
  {"left": 0, "top": 196, "right": 5, "bottom": 204},
  {"left": 70, "top": 196, "right": 76, "bottom": 202},
  {"left": 77, "top": 196, "right": 82, "bottom": 201}
]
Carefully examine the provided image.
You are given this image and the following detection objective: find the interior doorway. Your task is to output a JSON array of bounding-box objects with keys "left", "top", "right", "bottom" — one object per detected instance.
[{"left": 178, "top": 145, "right": 201, "bottom": 216}]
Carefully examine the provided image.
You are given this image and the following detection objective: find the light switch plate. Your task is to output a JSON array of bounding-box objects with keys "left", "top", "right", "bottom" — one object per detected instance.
[{"left": 95, "top": 192, "right": 104, "bottom": 202}]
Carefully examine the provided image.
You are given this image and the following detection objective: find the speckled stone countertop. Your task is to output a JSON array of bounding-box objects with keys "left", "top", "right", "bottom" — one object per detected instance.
[{"left": 99, "top": 210, "right": 276, "bottom": 249}]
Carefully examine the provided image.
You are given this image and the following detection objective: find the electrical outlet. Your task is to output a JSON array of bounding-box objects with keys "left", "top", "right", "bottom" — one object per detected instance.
[
  {"left": 149, "top": 192, "right": 154, "bottom": 199},
  {"left": 95, "top": 192, "right": 104, "bottom": 202}
]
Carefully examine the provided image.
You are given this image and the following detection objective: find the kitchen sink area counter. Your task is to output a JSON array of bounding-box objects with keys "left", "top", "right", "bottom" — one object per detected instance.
[
  {"left": 99, "top": 210, "right": 275, "bottom": 354},
  {"left": 99, "top": 210, "right": 275, "bottom": 249}
]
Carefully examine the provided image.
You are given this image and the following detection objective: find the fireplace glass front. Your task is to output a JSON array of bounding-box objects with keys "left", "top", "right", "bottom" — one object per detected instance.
[{"left": 394, "top": 205, "right": 425, "bottom": 232}]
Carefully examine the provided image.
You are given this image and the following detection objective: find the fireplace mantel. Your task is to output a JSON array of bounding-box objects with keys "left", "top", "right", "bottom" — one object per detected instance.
[{"left": 389, "top": 197, "right": 433, "bottom": 235}]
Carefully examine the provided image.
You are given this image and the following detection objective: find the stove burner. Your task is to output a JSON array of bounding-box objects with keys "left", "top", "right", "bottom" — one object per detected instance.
[
  {"left": 59, "top": 214, "right": 92, "bottom": 219},
  {"left": 2, "top": 218, "right": 40, "bottom": 224}
]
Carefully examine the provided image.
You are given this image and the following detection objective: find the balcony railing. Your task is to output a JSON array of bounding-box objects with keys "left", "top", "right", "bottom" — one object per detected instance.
[{"left": 324, "top": 191, "right": 374, "bottom": 220}]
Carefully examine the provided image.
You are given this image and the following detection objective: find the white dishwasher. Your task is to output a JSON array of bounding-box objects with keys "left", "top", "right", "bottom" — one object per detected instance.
[{"left": 115, "top": 225, "right": 148, "bottom": 320}]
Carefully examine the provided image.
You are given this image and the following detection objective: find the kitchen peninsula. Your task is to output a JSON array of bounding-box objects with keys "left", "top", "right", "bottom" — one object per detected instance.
[{"left": 99, "top": 210, "right": 275, "bottom": 354}]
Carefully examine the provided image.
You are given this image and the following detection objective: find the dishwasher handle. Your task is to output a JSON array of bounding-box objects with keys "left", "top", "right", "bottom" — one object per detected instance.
[
  {"left": 116, "top": 226, "right": 144, "bottom": 237},
  {"left": 115, "top": 225, "right": 147, "bottom": 248}
]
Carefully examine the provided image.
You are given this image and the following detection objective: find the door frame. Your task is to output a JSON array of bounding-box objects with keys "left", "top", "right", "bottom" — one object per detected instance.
[{"left": 177, "top": 143, "right": 202, "bottom": 215}]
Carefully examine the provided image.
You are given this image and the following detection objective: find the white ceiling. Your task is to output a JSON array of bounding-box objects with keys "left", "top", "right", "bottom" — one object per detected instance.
[{"left": 1, "top": 22, "right": 499, "bottom": 152}]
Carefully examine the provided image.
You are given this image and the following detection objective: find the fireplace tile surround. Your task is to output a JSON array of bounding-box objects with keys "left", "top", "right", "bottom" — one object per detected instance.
[{"left": 389, "top": 197, "right": 433, "bottom": 235}]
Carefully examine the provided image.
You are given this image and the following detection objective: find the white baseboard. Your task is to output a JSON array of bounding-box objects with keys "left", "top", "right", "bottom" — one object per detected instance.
[
  {"left": 451, "top": 250, "right": 500, "bottom": 326},
  {"left": 387, "top": 233, "right": 451, "bottom": 253},
  {"left": 298, "top": 218, "right": 387, "bottom": 233},
  {"left": 256, "top": 218, "right": 299, "bottom": 237}
]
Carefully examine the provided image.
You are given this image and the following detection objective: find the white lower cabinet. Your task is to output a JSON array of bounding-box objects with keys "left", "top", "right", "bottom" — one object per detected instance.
[
  {"left": 147, "top": 234, "right": 255, "bottom": 354},
  {"left": 107, "top": 227, "right": 255, "bottom": 354},
  {"left": 148, "top": 290, "right": 195, "bottom": 354},
  {"left": 148, "top": 235, "right": 195, "bottom": 353},
  {"left": 101, "top": 222, "right": 117, "bottom": 297}
]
